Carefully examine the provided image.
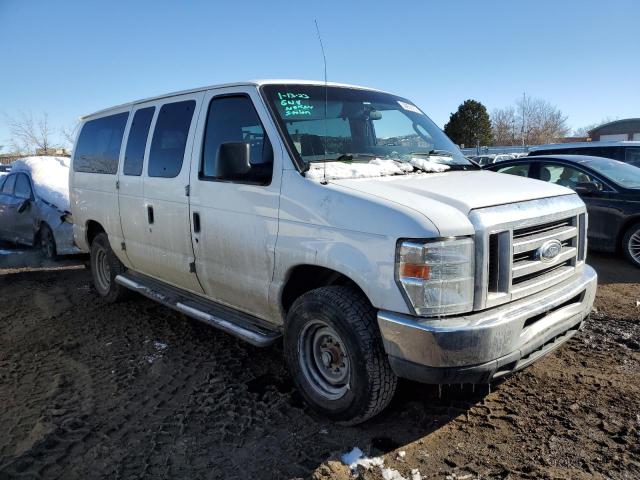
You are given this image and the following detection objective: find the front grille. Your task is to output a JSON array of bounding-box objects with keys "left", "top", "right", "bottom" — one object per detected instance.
[
  {"left": 510, "top": 216, "right": 579, "bottom": 293},
  {"left": 469, "top": 196, "right": 587, "bottom": 311}
]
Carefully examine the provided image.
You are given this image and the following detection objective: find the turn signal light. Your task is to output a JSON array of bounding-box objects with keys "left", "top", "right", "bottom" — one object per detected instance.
[{"left": 399, "top": 263, "right": 430, "bottom": 279}]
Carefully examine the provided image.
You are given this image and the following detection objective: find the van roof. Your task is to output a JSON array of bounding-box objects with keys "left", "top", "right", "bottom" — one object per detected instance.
[{"left": 80, "top": 79, "right": 390, "bottom": 120}]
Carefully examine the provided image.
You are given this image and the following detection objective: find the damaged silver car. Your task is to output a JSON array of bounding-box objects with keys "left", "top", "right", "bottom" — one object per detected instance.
[{"left": 0, "top": 160, "right": 79, "bottom": 258}]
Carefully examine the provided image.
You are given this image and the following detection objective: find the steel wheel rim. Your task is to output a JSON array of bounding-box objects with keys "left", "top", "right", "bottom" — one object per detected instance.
[
  {"left": 298, "top": 320, "right": 350, "bottom": 400},
  {"left": 629, "top": 229, "right": 640, "bottom": 262},
  {"left": 94, "top": 247, "right": 111, "bottom": 293}
]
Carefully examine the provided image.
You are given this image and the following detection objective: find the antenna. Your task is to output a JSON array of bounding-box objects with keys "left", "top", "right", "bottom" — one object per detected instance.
[{"left": 314, "top": 19, "right": 329, "bottom": 185}]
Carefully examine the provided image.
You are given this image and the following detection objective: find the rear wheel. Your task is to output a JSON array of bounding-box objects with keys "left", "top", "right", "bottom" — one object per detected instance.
[
  {"left": 284, "top": 286, "right": 397, "bottom": 424},
  {"left": 38, "top": 223, "right": 56, "bottom": 259},
  {"left": 90, "top": 232, "right": 129, "bottom": 302},
  {"left": 622, "top": 222, "right": 640, "bottom": 268}
]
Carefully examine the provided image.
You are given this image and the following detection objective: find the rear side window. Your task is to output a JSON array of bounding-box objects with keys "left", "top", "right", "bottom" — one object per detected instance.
[
  {"left": 123, "top": 107, "right": 155, "bottom": 176},
  {"left": 201, "top": 95, "right": 272, "bottom": 184},
  {"left": 148, "top": 100, "right": 195, "bottom": 178},
  {"left": 1, "top": 174, "right": 15, "bottom": 194},
  {"left": 625, "top": 147, "right": 640, "bottom": 167},
  {"left": 14, "top": 174, "right": 33, "bottom": 199},
  {"left": 496, "top": 163, "right": 530, "bottom": 177},
  {"left": 74, "top": 112, "right": 129, "bottom": 174}
]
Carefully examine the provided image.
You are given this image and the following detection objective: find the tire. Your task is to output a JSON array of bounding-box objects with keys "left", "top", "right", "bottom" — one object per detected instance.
[
  {"left": 90, "top": 232, "right": 129, "bottom": 302},
  {"left": 622, "top": 222, "right": 640, "bottom": 268},
  {"left": 284, "top": 286, "right": 397, "bottom": 424},
  {"left": 38, "top": 223, "right": 57, "bottom": 260}
]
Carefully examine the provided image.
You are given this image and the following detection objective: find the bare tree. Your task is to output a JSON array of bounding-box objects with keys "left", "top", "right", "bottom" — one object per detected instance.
[
  {"left": 573, "top": 117, "right": 619, "bottom": 137},
  {"left": 491, "top": 107, "right": 518, "bottom": 145},
  {"left": 491, "top": 94, "right": 569, "bottom": 146},
  {"left": 61, "top": 121, "right": 79, "bottom": 150},
  {"left": 517, "top": 94, "right": 569, "bottom": 145},
  {"left": 6, "top": 111, "right": 57, "bottom": 155}
]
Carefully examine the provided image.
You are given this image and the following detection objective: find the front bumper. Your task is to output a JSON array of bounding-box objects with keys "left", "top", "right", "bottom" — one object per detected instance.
[{"left": 377, "top": 264, "right": 597, "bottom": 384}]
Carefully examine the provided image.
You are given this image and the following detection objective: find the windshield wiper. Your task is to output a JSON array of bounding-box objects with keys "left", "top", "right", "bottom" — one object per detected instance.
[
  {"left": 309, "top": 153, "right": 377, "bottom": 163},
  {"left": 410, "top": 149, "right": 454, "bottom": 157}
]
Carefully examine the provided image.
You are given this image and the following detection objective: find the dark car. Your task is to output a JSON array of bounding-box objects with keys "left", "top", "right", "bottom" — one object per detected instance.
[
  {"left": 528, "top": 141, "right": 640, "bottom": 167},
  {"left": 485, "top": 154, "right": 640, "bottom": 267},
  {"left": 0, "top": 164, "right": 11, "bottom": 173}
]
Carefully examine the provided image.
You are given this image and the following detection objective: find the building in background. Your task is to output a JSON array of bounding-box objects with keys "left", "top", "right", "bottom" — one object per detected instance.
[{"left": 589, "top": 118, "right": 640, "bottom": 141}]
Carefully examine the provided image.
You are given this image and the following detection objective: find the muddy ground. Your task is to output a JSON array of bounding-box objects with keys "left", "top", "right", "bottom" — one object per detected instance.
[{"left": 0, "top": 248, "right": 638, "bottom": 480}]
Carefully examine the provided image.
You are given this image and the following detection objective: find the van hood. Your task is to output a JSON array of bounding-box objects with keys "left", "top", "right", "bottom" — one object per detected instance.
[{"left": 329, "top": 170, "right": 575, "bottom": 235}]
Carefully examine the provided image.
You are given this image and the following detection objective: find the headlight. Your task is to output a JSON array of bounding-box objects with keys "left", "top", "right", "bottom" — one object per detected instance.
[{"left": 396, "top": 237, "right": 474, "bottom": 316}]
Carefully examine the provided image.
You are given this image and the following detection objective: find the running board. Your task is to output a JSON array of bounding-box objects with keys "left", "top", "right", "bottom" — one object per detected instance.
[{"left": 115, "top": 273, "right": 281, "bottom": 347}]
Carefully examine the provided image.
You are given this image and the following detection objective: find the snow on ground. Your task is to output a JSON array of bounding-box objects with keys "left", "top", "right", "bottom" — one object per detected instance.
[
  {"left": 340, "top": 447, "right": 421, "bottom": 479},
  {"left": 306, "top": 157, "right": 450, "bottom": 181},
  {"left": 11, "top": 156, "right": 70, "bottom": 211}
]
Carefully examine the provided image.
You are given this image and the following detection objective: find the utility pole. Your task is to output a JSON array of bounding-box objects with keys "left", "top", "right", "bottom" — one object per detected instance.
[{"left": 521, "top": 92, "right": 526, "bottom": 147}]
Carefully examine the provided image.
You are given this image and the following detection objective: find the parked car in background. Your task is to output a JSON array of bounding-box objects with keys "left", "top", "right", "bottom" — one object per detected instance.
[
  {"left": 471, "top": 154, "right": 495, "bottom": 166},
  {"left": 528, "top": 141, "right": 640, "bottom": 167},
  {"left": 0, "top": 156, "right": 78, "bottom": 258},
  {"left": 493, "top": 154, "right": 515, "bottom": 163},
  {"left": 70, "top": 80, "right": 596, "bottom": 423},
  {"left": 0, "top": 164, "right": 11, "bottom": 175},
  {"left": 486, "top": 154, "right": 640, "bottom": 267}
]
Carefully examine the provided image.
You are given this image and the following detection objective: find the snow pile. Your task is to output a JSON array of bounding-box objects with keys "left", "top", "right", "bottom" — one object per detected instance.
[
  {"left": 340, "top": 447, "right": 421, "bottom": 479},
  {"left": 306, "top": 156, "right": 452, "bottom": 181},
  {"left": 11, "top": 156, "right": 70, "bottom": 211},
  {"left": 409, "top": 157, "right": 450, "bottom": 173},
  {"left": 306, "top": 159, "right": 407, "bottom": 180}
]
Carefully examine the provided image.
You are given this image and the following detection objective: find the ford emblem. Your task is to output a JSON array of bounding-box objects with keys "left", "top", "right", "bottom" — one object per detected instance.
[{"left": 537, "top": 239, "right": 563, "bottom": 263}]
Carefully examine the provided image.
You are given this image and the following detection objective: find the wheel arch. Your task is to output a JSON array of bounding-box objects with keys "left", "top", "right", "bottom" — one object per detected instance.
[
  {"left": 85, "top": 220, "right": 106, "bottom": 247},
  {"left": 280, "top": 264, "right": 370, "bottom": 316},
  {"left": 619, "top": 215, "right": 640, "bottom": 248}
]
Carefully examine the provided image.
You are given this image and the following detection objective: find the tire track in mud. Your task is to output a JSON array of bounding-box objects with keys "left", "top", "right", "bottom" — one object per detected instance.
[{"left": 1, "top": 267, "right": 639, "bottom": 479}]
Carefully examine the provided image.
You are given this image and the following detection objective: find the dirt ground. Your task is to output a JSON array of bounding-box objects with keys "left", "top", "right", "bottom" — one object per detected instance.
[{"left": 0, "top": 248, "right": 638, "bottom": 480}]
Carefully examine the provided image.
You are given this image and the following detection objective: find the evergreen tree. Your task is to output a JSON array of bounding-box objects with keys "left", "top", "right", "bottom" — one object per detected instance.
[{"left": 444, "top": 100, "right": 493, "bottom": 147}]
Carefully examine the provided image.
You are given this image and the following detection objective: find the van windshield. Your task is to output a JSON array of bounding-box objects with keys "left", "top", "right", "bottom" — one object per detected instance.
[{"left": 261, "top": 84, "right": 475, "bottom": 178}]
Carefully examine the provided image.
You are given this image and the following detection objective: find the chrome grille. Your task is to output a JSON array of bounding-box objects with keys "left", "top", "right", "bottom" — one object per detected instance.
[{"left": 469, "top": 195, "right": 587, "bottom": 311}]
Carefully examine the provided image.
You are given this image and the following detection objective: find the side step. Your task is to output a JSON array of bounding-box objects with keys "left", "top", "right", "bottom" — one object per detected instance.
[{"left": 115, "top": 273, "right": 281, "bottom": 347}]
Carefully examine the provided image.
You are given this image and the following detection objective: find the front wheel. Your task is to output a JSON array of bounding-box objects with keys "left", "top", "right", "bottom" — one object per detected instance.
[
  {"left": 622, "top": 222, "right": 640, "bottom": 268},
  {"left": 90, "top": 233, "right": 129, "bottom": 302},
  {"left": 284, "top": 286, "right": 397, "bottom": 424}
]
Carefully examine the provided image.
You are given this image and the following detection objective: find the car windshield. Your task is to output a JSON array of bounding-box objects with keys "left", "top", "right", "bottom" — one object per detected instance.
[
  {"left": 586, "top": 158, "right": 640, "bottom": 189},
  {"left": 261, "top": 84, "right": 475, "bottom": 178}
]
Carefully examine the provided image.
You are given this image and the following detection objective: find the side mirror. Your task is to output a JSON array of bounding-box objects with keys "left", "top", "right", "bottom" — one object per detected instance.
[
  {"left": 216, "top": 142, "right": 251, "bottom": 179},
  {"left": 17, "top": 198, "right": 31, "bottom": 213},
  {"left": 573, "top": 182, "right": 598, "bottom": 196}
]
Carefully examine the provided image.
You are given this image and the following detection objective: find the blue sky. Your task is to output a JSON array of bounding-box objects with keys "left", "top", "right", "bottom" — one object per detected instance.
[{"left": 1, "top": 0, "right": 638, "bottom": 150}]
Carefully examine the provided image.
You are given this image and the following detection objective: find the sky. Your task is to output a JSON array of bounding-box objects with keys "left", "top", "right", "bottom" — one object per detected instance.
[{"left": 1, "top": 0, "right": 639, "bottom": 150}]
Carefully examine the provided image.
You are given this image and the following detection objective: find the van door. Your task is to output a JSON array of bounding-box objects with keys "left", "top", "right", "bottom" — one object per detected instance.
[
  {"left": 118, "top": 104, "right": 156, "bottom": 271},
  {"left": 188, "top": 87, "right": 281, "bottom": 319},
  {"left": 142, "top": 93, "right": 204, "bottom": 294}
]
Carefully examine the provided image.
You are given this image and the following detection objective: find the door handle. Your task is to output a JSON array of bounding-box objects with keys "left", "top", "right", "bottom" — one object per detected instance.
[
  {"left": 193, "top": 212, "right": 201, "bottom": 233},
  {"left": 147, "top": 205, "right": 154, "bottom": 224}
]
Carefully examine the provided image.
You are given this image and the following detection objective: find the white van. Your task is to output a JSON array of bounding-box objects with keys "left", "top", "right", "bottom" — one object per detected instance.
[{"left": 70, "top": 80, "right": 597, "bottom": 423}]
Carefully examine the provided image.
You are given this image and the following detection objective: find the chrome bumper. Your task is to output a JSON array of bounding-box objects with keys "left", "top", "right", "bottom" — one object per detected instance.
[{"left": 377, "top": 264, "right": 597, "bottom": 384}]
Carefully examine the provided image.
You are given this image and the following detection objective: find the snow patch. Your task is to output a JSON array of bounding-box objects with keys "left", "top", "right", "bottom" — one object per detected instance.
[
  {"left": 340, "top": 447, "right": 420, "bottom": 479},
  {"left": 408, "top": 157, "right": 450, "bottom": 173},
  {"left": 306, "top": 159, "right": 405, "bottom": 180},
  {"left": 306, "top": 156, "right": 452, "bottom": 181},
  {"left": 340, "top": 447, "right": 384, "bottom": 471},
  {"left": 382, "top": 468, "right": 408, "bottom": 480},
  {"left": 10, "top": 156, "right": 70, "bottom": 211},
  {"left": 145, "top": 340, "right": 169, "bottom": 364}
]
